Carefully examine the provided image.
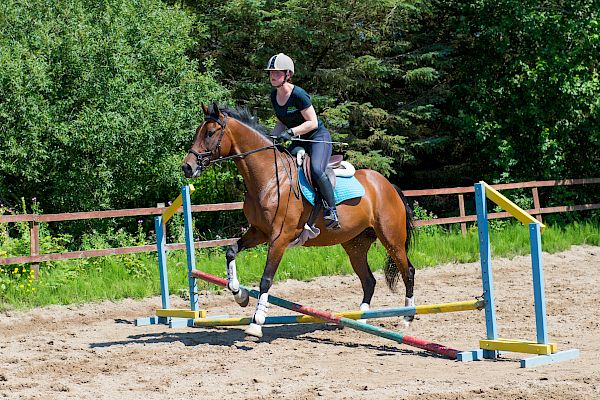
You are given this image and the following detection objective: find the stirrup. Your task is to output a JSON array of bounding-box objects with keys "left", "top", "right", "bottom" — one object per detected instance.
[{"left": 324, "top": 208, "right": 341, "bottom": 230}]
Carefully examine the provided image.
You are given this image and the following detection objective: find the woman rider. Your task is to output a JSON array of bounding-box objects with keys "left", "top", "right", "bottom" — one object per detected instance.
[{"left": 265, "top": 53, "right": 340, "bottom": 229}]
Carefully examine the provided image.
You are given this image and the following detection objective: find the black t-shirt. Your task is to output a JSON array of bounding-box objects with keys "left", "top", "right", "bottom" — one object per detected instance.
[{"left": 270, "top": 86, "right": 323, "bottom": 138}]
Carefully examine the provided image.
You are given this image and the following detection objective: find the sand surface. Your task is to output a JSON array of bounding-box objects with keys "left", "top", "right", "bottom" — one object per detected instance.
[{"left": 1, "top": 245, "right": 598, "bottom": 399}]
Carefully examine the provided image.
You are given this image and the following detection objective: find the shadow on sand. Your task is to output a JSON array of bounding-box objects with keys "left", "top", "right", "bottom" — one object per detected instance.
[{"left": 89, "top": 320, "right": 456, "bottom": 359}]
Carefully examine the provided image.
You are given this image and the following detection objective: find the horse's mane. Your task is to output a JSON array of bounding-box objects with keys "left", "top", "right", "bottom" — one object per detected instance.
[{"left": 207, "top": 103, "right": 270, "bottom": 137}]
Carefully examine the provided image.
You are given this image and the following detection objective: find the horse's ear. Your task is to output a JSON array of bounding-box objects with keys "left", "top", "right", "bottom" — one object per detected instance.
[
  {"left": 201, "top": 103, "right": 208, "bottom": 115},
  {"left": 212, "top": 102, "right": 220, "bottom": 116}
]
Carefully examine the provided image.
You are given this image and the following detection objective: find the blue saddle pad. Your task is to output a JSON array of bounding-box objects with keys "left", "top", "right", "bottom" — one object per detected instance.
[{"left": 298, "top": 169, "right": 365, "bottom": 206}]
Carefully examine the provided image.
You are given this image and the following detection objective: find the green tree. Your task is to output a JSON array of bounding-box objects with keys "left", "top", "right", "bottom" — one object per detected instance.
[
  {"left": 181, "top": 0, "right": 451, "bottom": 180},
  {"left": 182, "top": 0, "right": 599, "bottom": 188},
  {"left": 0, "top": 0, "right": 228, "bottom": 213},
  {"left": 444, "top": 0, "right": 600, "bottom": 181}
]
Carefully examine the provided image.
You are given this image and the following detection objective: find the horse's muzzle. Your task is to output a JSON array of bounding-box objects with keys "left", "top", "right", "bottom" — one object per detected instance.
[
  {"left": 183, "top": 150, "right": 212, "bottom": 178},
  {"left": 182, "top": 162, "right": 203, "bottom": 178}
]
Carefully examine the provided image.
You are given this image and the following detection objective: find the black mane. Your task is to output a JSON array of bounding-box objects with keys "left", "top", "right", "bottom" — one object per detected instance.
[{"left": 207, "top": 103, "right": 270, "bottom": 137}]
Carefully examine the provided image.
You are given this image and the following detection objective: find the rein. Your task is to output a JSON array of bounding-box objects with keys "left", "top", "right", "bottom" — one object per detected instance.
[{"left": 208, "top": 144, "right": 278, "bottom": 164}]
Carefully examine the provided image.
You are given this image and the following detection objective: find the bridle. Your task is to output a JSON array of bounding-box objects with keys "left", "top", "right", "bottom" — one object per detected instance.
[
  {"left": 186, "top": 113, "right": 229, "bottom": 172},
  {"left": 187, "top": 112, "right": 279, "bottom": 170},
  {"left": 186, "top": 111, "right": 300, "bottom": 198}
]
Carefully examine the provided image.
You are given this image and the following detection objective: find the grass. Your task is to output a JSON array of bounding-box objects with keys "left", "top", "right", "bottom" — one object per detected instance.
[{"left": 1, "top": 221, "right": 598, "bottom": 310}]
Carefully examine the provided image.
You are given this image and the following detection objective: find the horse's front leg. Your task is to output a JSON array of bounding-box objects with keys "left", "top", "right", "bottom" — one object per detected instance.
[
  {"left": 245, "top": 237, "right": 289, "bottom": 338},
  {"left": 226, "top": 226, "right": 267, "bottom": 307}
]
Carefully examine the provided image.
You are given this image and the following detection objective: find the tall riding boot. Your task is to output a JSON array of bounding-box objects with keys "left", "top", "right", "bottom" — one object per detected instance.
[{"left": 316, "top": 174, "right": 340, "bottom": 229}]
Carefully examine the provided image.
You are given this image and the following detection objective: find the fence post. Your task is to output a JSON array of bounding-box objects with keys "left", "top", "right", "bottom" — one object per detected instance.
[
  {"left": 29, "top": 220, "right": 40, "bottom": 279},
  {"left": 531, "top": 187, "right": 542, "bottom": 223},
  {"left": 458, "top": 194, "right": 467, "bottom": 236}
]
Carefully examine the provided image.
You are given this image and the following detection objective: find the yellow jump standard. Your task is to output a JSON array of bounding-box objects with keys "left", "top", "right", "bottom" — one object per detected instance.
[{"left": 457, "top": 182, "right": 579, "bottom": 367}]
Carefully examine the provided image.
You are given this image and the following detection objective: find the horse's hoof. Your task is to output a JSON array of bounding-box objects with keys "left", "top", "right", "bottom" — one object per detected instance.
[
  {"left": 233, "top": 288, "right": 250, "bottom": 307},
  {"left": 245, "top": 323, "right": 263, "bottom": 338},
  {"left": 402, "top": 315, "right": 414, "bottom": 328},
  {"left": 238, "top": 296, "right": 250, "bottom": 308},
  {"left": 358, "top": 303, "right": 370, "bottom": 324}
]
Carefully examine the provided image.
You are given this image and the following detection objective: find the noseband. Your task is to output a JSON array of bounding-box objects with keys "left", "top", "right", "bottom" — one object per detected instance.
[{"left": 187, "top": 113, "right": 229, "bottom": 172}]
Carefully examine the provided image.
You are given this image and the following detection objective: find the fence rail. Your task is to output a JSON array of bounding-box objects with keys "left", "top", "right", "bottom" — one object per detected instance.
[
  {"left": 1, "top": 178, "right": 598, "bottom": 270},
  {"left": 403, "top": 178, "right": 600, "bottom": 235}
]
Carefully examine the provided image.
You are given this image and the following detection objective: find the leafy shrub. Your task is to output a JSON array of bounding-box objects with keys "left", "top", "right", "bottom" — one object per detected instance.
[
  {"left": 0, "top": 0, "right": 228, "bottom": 216},
  {"left": 411, "top": 201, "right": 443, "bottom": 236}
]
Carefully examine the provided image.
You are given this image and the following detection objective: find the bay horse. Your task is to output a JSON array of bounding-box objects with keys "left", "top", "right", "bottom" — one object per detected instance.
[{"left": 182, "top": 103, "right": 416, "bottom": 338}]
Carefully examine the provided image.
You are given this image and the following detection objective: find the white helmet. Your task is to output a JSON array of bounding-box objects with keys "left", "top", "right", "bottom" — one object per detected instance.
[{"left": 265, "top": 53, "right": 295, "bottom": 74}]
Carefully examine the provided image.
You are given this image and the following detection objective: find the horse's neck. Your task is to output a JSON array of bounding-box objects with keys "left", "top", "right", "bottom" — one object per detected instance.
[{"left": 228, "top": 119, "right": 288, "bottom": 198}]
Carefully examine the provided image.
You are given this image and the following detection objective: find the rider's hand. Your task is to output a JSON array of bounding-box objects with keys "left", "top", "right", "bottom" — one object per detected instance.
[{"left": 278, "top": 128, "right": 294, "bottom": 141}]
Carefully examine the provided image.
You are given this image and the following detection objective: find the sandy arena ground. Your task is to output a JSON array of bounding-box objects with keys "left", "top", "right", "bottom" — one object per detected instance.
[{"left": 1, "top": 245, "right": 598, "bottom": 399}]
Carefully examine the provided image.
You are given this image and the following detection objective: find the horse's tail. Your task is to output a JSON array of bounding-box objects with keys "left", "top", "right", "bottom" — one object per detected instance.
[{"left": 384, "top": 184, "right": 415, "bottom": 291}]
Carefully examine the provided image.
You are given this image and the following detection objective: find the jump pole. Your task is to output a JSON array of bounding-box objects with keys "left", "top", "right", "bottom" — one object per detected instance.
[
  {"left": 193, "top": 299, "right": 485, "bottom": 326},
  {"left": 191, "top": 269, "right": 462, "bottom": 359}
]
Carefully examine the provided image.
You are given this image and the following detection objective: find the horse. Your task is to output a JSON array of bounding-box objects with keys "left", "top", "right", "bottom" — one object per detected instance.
[{"left": 182, "top": 103, "right": 416, "bottom": 338}]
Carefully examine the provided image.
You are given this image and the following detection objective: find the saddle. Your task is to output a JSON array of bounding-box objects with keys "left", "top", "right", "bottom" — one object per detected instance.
[
  {"left": 288, "top": 150, "right": 359, "bottom": 248},
  {"left": 296, "top": 150, "right": 355, "bottom": 190}
]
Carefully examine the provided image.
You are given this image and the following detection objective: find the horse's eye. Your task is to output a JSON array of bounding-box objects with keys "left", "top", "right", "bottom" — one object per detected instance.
[{"left": 207, "top": 128, "right": 216, "bottom": 137}]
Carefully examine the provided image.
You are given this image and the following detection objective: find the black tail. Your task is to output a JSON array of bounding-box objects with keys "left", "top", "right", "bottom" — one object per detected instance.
[{"left": 384, "top": 184, "right": 415, "bottom": 291}]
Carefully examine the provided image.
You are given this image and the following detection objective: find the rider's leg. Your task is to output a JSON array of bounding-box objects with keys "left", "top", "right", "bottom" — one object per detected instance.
[
  {"left": 308, "top": 128, "right": 340, "bottom": 229},
  {"left": 314, "top": 173, "right": 340, "bottom": 229}
]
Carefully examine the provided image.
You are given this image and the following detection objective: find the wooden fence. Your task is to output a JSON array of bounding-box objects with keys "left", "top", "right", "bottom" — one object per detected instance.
[{"left": 1, "top": 178, "right": 598, "bottom": 274}]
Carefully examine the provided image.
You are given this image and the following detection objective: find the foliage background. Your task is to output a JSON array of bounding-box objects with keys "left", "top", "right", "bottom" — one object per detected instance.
[
  {"left": 1, "top": 0, "right": 598, "bottom": 225},
  {"left": 0, "top": 0, "right": 599, "bottom": 308},
  {"left": 0, "top": 0, "right": 228, "bottom": 215}
]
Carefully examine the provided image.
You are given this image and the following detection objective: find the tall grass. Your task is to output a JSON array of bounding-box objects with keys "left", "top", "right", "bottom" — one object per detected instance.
[{"left": 1, "top": 222, "right": 598, "bottom": 310}]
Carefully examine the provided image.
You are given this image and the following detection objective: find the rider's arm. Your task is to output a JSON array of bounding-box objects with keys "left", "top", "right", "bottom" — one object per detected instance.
[{"left": 290, "top": 106, "right": 318, "bottom": 137}]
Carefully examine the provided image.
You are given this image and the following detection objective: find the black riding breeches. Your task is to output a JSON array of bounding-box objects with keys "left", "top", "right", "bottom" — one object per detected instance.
[{"left": 290, "top": 126, "right": 336, "bottom": 208}]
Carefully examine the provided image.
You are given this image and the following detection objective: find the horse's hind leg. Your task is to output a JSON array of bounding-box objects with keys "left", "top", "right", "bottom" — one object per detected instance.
[
  {"left": 373, "top": 223, "right": 416, "bottom": 327},
  {"left": 342, "top": 228, "right": 377, "bottom": 320},
  {"left": 226, "top": 225, "right": 267, "bottom": 307}
]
